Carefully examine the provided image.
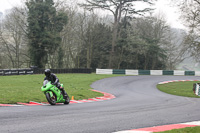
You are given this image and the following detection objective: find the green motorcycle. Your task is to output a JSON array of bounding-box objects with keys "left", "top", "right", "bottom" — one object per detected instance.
[{"left": 41, "top": 80, "right": 70, "bottom": 105}]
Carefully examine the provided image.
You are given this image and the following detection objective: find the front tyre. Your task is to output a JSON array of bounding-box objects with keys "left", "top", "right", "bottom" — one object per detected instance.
[{"left": 45, "top": 92, "right": 56, "bottom": 105}]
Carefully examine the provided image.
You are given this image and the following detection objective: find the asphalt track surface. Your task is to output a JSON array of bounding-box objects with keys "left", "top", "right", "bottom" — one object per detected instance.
[{"left": 1, "top": 75, "right": 200, "bottom": 133}]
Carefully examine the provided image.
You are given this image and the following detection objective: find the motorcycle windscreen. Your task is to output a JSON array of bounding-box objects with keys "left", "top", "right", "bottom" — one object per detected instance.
[{"left": 43, "top": 80, "right": 49, "bottom": 86}]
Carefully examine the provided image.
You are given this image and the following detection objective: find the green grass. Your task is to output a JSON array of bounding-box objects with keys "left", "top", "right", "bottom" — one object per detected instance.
[
  {"left": 157, "top": 81, "right": 200, "bottom": 98},
  {"left": 0, "top": 74, "right": 122, "bottom": 104},
  {"left": 156, "top": 126, "right": 200, "bottom": 133},
  {"left": 157, "top": 81, "right": 200, "bottom": 133}
]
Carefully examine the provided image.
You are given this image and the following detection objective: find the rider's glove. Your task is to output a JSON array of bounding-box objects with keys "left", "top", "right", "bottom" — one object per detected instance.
[{"left": 52, "top": 82, "right": 56, "bottom": 85}]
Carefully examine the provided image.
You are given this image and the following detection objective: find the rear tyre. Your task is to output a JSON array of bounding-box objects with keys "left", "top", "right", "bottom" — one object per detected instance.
[{"left": 45, "top": 92, "right": 56, "bottom": 105}]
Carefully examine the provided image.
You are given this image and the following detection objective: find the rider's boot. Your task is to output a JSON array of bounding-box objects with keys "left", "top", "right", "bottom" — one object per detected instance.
[
  {"left": 63, "top": 90, "right": 68, "bottom": 98},
  {"left": 60, "top": 86, "right": 67, "bottom": 98}
]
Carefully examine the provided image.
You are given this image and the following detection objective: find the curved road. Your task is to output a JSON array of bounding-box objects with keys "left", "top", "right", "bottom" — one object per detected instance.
[{"left": 1, "top": 76, "right": 200, "bottom": 133}]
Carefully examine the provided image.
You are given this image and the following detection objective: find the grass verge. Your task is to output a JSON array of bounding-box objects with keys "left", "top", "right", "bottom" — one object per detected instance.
[
  {"left": 0, "top": 73, "right": 122, "bottom": 104},
  {"left": 157, "top": 81, "right": 200, "bottom": 98},
  {"left": 157, "top": 81, "right": 200, "bottom": 133},
  {"left": 156, "top": 126, "right": 200, "bottom": 133}
]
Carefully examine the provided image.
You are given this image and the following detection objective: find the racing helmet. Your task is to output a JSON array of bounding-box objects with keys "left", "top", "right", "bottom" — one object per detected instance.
[{"left": 44, "top": 69, "right": 51, "bottom": 77}]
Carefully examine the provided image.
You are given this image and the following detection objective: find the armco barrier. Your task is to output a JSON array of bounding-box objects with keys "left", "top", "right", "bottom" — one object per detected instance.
[
  {"left": 185, "top": 71, "right": 195, "bottom": 76},
  {"left": 139, "top": 70, "right": 150, "bottom": 75},
  {"left": 163, "top": 70, "right": 174, "bottom": 75},
  {"left": 96, "top": 69, "right": 112, "bottom": 74},
  {"left": 96, "top": 69, "right": 200, "bottom": 76},
  {"left": 113, "top": 69, "right": 125, "bottom": 74}
]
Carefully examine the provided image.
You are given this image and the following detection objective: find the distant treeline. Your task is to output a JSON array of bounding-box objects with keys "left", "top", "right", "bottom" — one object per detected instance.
[{"left": 0, "top": 0, "right": 198, "bottom": 70}]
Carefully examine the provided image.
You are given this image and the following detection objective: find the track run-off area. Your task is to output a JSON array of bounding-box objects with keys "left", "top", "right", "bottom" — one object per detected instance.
[{"left": 1, "top": 75, "right": 200, "bottom": 133}]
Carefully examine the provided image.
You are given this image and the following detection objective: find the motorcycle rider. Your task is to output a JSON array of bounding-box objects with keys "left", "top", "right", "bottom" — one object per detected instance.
[{"left": 44, "top": 69, "right": 67, "bottom": 97}]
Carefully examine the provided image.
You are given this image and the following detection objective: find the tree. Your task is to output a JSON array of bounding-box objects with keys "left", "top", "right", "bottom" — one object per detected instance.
[
  {"left": 73, "top": 11, "right": 112, "bottom": 69},
  {"left": 162, "top": 28, "right": 188, "bottom": 70},
  {"left": 177, "top": 0, "right": 200, "bottom": 33},
  {"left": 134, "top": 16, "right": 168, "bottom": 69},
  {"left": 175, "top": 0, "right": 200, "bottom": 61},
  {"left": 115, "top": 15, "right": 168, "bottom": 70},
  {"left": 79, "top": 22, "right": 112, "bottom": 69},
  {"left": 0, "top": 7, "right": 29, "bottom": 69},
  {"left": 60, "top": 9, "right": 91, "bottom": 68},
  {"left": 91, "top": 23, "right": 112, "bottom": 69},
  {"left": 80, "top": 0, "right": 155, "bottom": 68},
  {"left": 26, "top": 0, "right": 67, "bottom": 68}
]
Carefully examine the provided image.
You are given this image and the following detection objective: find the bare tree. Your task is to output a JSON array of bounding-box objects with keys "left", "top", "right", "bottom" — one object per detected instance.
[
  {"left": 58, "top": 5, "right": 84, "bottom": 68},
  {"left": 174, "top": 0, "right": 200, "bottom": 62},
  {"left": 162, "top": 29, "right": 189, "bottom": 70},
  {"left": 177, "top": 0, "right": 200, "bottom": 33},
  {"left": 0, "top": 7, "right": 29, "bottom": 69}
]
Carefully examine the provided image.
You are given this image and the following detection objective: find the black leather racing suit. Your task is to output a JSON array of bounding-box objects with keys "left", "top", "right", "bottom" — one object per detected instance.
[{"left": 44, "top": 73, "right": 60, "bottom": 88}]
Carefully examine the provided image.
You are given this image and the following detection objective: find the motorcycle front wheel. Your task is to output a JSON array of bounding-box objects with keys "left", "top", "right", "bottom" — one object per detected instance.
[{"left": 46, "top": 92, "right": 56, "bottom": 105}]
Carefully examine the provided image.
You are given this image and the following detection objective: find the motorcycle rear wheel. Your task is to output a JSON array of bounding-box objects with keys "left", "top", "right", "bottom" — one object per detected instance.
[{"left": 46, "top": 92, "right": 56, "bottom": 105}]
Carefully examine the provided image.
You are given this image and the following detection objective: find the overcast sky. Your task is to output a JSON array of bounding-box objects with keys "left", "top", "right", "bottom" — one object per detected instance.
[
  {"left": 0, "top": 0, "right": 22, "bottom": 12},
  {"left": 0, "top": 0, "right": 186, "bottom": 30}
]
